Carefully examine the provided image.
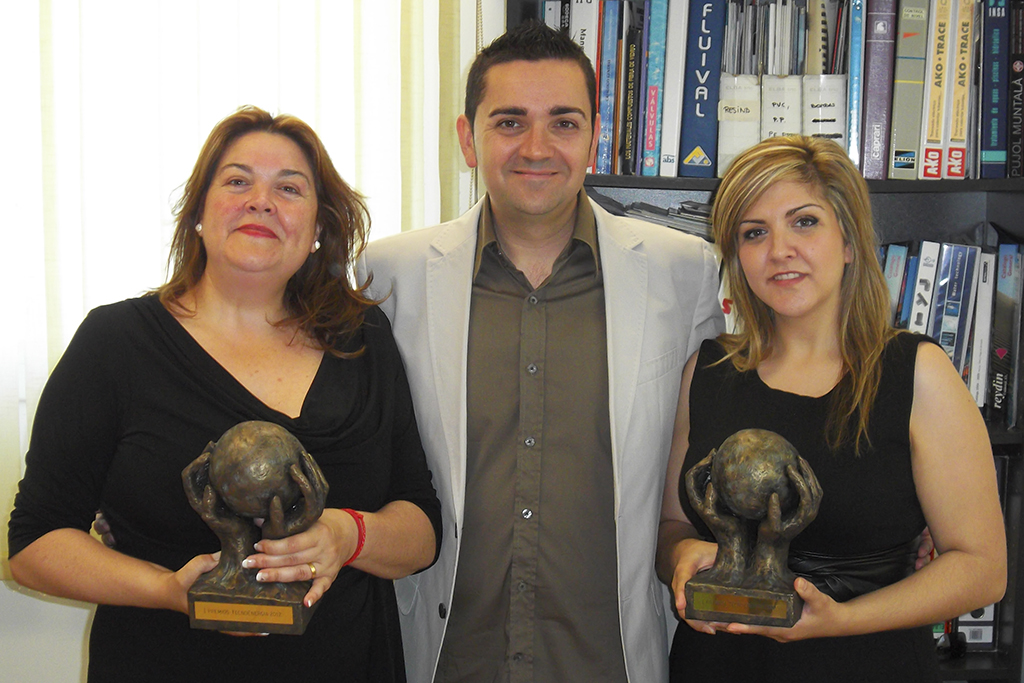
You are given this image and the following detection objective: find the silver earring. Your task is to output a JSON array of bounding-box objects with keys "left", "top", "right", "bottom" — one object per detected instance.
[
  {"left": 195, "top": 223, "right": 203, "bottom": 234},
  {"left": 313, "top": 240, "right": 321, "bottom": 252}
]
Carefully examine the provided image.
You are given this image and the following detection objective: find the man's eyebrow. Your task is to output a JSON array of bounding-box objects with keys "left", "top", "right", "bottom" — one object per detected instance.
[
  {"left": 549, "top": 106, "right": 586, "bottom": 118},
  {"left": 487, "top": 107, "right": 528, "bottom": 118},
  {"left": 486, "top": 106, "right": 587, "bottom": 118}
]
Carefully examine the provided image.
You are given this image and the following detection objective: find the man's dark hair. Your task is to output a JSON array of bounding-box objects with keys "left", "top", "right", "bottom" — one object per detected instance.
[{"left": 464, "top": 20, "right": 597, "bottom": 130}]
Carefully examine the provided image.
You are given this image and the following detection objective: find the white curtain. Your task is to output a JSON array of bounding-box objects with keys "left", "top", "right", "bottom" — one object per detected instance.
[{"left": 1, "top": 0, "right": 504, "bottom": 579}]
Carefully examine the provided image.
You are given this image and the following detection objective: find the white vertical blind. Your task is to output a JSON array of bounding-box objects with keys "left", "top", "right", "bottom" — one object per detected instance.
[
  {"left": 0, "top": 0, "right": 503, "bottom": 589},
  {"left": 0, "top": 0, "right": 508, "bottom": 580}
]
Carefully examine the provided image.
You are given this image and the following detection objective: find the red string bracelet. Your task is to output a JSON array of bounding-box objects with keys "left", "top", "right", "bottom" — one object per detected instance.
[{"left": 342, "top": 508, "right": 366, "bottom": 567}]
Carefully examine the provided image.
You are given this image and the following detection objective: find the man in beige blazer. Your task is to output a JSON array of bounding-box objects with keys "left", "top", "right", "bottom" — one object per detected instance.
[{"left": 356, "top": 22, "right": 724, "bottom": 683}]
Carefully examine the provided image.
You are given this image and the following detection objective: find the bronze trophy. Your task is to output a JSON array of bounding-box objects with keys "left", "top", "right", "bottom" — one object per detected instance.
[
  {"left": 684, "top": 429, "right": 821, "bottom": 627},
  {"left": 182, "top": 421, "right": 329, "bottom": 635}
]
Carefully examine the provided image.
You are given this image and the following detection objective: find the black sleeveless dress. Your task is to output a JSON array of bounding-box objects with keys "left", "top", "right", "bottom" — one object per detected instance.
[{"left": 669, "top": 334, "right": 941, "bottom": 683}]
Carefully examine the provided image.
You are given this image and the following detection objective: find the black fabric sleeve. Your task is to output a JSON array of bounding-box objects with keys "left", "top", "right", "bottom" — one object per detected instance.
[
  {"left": 366, "top": 307, "right": 443, "bottom": 568},
  {"left": 8, "top": 306, "right": 125, "bottom": 557}
]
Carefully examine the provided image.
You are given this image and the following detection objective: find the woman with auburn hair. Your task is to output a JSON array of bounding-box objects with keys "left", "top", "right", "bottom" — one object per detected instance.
[
  {"left": 656, "top": 135, "right": 1006, "bottom": 682},
  {"left": 9, "top": 106, "right": 440, "bottom": 682}
]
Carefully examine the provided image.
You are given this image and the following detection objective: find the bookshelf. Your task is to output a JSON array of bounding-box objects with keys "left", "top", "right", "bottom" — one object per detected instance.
[{"left": 508, "top": 2, "right": 1024, "bottom": 679}]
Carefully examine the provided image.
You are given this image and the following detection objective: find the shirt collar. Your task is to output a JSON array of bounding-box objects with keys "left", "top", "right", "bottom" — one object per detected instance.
[{"left": 473, "top": 190, "right": 600, "bottom": 278}]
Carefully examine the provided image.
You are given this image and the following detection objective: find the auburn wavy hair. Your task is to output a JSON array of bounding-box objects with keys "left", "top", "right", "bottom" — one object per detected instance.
[{"left": 157, "top": 106, "right": 374, "bottom": 356}]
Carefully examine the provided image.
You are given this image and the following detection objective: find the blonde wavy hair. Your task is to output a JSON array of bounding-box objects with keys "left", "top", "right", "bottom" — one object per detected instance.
[{"left": 712, "top": 135, "right": 898, "bottom": 454}]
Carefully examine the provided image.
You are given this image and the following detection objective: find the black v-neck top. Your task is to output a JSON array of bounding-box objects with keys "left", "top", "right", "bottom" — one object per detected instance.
[
  {"left": 670, "top": 333, "right": 940, "bottom": 683},
  {"left": 10, "top": 295, "right": 441, "bottom": 682}
]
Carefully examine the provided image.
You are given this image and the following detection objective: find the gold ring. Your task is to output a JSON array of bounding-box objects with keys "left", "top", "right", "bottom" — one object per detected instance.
[{"left": 308, "top": 562, "right": 317, "bottom": 578}]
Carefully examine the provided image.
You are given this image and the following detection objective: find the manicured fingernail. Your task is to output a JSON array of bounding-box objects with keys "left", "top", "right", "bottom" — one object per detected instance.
[
  {"left": 256, "top": 571, "right": 267, "bottom": 582},
  {"left": 242, "top": 559, "right": 255, "bottom": 569},
  {"left": 253, "top": 542, "right": 263, "bottom": 552}
]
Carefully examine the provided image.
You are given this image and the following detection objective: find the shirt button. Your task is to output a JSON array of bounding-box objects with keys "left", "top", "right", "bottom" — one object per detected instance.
[
  {"left": 528, "top": 295, "right": 539, "bottom": 304},
  {"left": 521, "top": 508, "right": 533, "bottom": 519},
  {"left": 438, "top": 603, "right": 447, "bottom": 619},
  {"left": 512, "top": 653, "right": 524, "bottom": 663},
  {"left": 518, "top": 581, "right": 528, "bottom": 592},
  {"left": 524, "top": 437, "right": 536, "bottom": 447},
  {"left": 526, "top": 363, "right": 538, "bottom": 374}
]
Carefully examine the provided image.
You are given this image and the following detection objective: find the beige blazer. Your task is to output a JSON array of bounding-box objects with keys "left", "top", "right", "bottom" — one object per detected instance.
[{"left": 355, "top": 196, "right": 725, "bottom": 683}]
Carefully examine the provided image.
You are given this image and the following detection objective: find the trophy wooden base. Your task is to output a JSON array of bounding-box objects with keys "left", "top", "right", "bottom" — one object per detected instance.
[
  {"left": 684, "top": 579, "right": 803, "bottom": 627},
  {"left": 188, "top": 579, "right": 318, "bottom": 635}
]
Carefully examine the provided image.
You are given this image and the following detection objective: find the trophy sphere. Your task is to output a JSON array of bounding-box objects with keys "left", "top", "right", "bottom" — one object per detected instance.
[
  {"left": 207, "top": 421, "right": 304, "bottom": 518},
  {"left": 711, "top": 429, "right": 800, "bottom": 520}
]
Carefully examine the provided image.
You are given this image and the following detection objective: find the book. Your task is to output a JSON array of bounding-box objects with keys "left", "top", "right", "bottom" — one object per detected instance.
[
  {"left": 896, "top": 253, "right": 921, "bottom": 329},
  {"left": 959, "top": 604, "right": 998, "bottom": 651},
  {"left": 659, "top": 0, "right": 690, "bottom": 177},
  {"left": 980, "top": 0, "right": 1011, "bottom": 178},
  {"left": 1009, "top": 0, "right": 1024, "bottom": 177},
  {"left": 807, "top": 0, "right": 832, "bottom": 74},
  {"left": 641, "top": 0, "right": 670, "bottom": 175},
  {"left": 802, "top": 73, "right": 849, "bottom": 144},
  {"left": 988, "top": 243, "right": 1021, "bottom": 426},
  {"left": 846, "top": 0, "right": 867, "bottom": 165},
  {"left": 544, "top": 1, "right": 563, "bottom": 29},
  {"left": 946, "top": 245, "right": 982, "bottom": 374},
  {"left": 969, "top": 252, "right": 997, "bottom": 406},
  {"left": 718, "top": 74, "right": 762, "bottom": 176},
  {"left": 678, "top": 0, "right": 727, "bottom": 177},
  {"left": 1008, "top": 246, "right": 1024, "bottom": 428},
  {"left": 888, "top": 0, "right": 931, "bottom": 178},
  {"left": 560, "top": 0, "right": 572, "bottom": 31},
  {"left": 596, "top": 2, "right": 622, "bottom": 175},
  {"left": 634, "top": 0, "right": 652, "bottom": 175},
  {"left": 927, "top": 242, "right": 956, "bottom": 344},
  {"left": 571, "top": 0, "right": 602, "bottom": 74},
  {"left": 860, "top": 0, "right": 898, "bottom": 178},
  {"left": 919, "top": 0, "right": 955, "bottom": 179},
  {"left": 943, "top": 0, "right": 977, "bottom": 178},
  {"left": 620, "top": 3, "right": 646, "bottom": 176},
  {"left": 825, "top": 0, "right": 845, "bottom": 63},
  {"left": 883, "top": 242, "right": 909, "bottom": 323},
  {"left": 614, "top": 1, "right": 631, "bottom": 174},
  {"left": 908, "top": 240, "right": 942, "bottom": 335}
]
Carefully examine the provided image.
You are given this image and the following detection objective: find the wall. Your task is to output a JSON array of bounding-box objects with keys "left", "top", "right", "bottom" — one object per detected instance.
[{"left": 0, "top": 582, "right": 92, "bottom": 682}]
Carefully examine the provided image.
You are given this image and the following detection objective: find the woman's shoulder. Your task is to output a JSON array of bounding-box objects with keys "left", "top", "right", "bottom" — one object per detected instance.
[
  {"left": 883, "top": 331, "right": 942, "bottom": 367},
  {"left": 888, "top": 330, "right": 940, "bottom": 351},
  {"left": 697, "top": 336, "right": 729, "bottom": 365},
  {"left": 691, "top": 337, "right": 735, "bottom": 384},
  {"left": 330, "top": 304, "right": 399, "bottom": 358},
  {"left": 876, "top": 331, "right": 947, "bottom": 401},
  {"left": 73, "top": 295, "right": 163, "bottom": 342}
]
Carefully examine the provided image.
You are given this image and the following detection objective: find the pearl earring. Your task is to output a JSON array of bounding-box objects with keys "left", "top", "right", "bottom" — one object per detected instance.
[
  {"left": 313, "top": 240, "right": 321, "bottom": 252},
  {"left": 195, "top": 223, "right": 203, "bottom": 234}
]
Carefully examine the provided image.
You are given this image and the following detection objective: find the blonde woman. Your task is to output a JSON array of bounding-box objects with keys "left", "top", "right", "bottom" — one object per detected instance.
[{"left": 656, "top": 135, "right": 1006, "bottom": 682}]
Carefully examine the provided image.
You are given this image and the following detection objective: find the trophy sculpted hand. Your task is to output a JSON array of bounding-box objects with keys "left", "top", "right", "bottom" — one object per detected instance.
[
  {"left": 757, "top": 457, "right": 823, "bottom": 545},
  {"left": 260, "top": 451, "right": 330, "bottom": 540}
]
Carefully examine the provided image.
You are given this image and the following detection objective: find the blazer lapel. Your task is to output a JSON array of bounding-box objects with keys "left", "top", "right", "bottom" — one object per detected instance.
[
  {"left": 424, "top": 200, "right": 484, "bottom": 523},
  {"left": 595, "top": 204, "right": 648, "bottom": 498}
]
